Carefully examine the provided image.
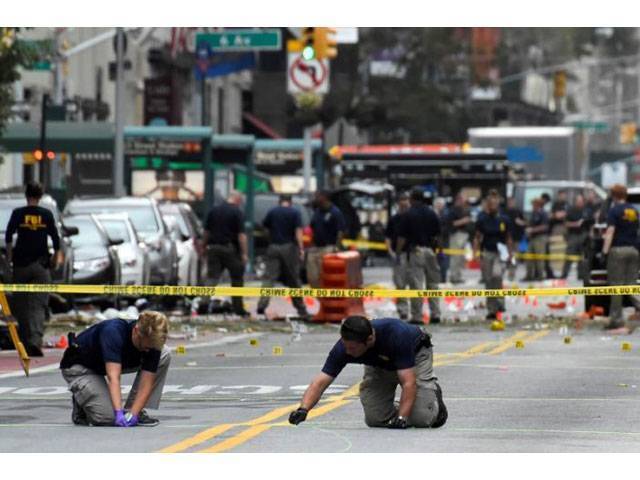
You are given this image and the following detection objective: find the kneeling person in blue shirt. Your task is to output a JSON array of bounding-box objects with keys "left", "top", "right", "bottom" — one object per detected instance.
[
  {"left": 60, "top": 311, "right": 171, "bottom": 427},
  {"left": 289, "top": 316, "right": 447, "bottom": 429}
]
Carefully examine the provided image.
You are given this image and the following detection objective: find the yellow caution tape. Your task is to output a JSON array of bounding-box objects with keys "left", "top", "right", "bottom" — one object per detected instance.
[
  {"left": 0, "top": 282, "right": 640, "bottom": 298},
  {"left": 340, "top": 239, "right": 581, "bottom": 261}
]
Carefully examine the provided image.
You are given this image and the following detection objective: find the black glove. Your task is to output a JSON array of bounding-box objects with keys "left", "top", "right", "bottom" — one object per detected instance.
[
  {"left": 288, "top": 407, "right": 308, "bottom": 425},
  {"left": 387, "top": 416, "right": 408, "bottom": 429},
  {"left": 595, "top": 251, "right": 607, "bottom": 264}
]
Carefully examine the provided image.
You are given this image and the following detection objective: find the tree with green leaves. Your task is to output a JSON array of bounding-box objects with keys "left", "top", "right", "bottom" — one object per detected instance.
[{"left": 0, "top": 28, "right": 37, "bottom": 135}]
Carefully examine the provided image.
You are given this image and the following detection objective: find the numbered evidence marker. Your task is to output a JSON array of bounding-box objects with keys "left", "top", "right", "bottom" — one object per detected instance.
[
  {"left": 176, "top": 345, "right": 186, "bottom": 355},
  {"left": 515, "top": 340, "right": 525, "bottom": 349},
  {"left": 250, "top": 339, "right": 259, "bottom": 347},
  {"left": 622, "top": 342, "right": 632, "bottom": 352},
  {"left": 272, "top": 346, "right": 283, "bottom": 356},
  {"left": 564, "top": 336, "right": 572, "bottom": 344}
]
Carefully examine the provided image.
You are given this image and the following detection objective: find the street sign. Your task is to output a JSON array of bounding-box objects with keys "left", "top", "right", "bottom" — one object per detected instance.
[
  {"left": 570, "top": 120, "right": 609, "bottom": 132},
  {"left": 195, "top": 29, "right": 281, "bottom": 52},
  {"left": 287, "top": 53, "right": 329, "bottom": 95},
  {"left": 28, "top": 60, "right": 52, "bottom": 71}
]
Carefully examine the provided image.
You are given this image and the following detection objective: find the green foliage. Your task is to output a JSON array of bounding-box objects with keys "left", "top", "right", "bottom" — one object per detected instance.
[{"left": 0, "top": 28, "right": 38, "bottom": 134}]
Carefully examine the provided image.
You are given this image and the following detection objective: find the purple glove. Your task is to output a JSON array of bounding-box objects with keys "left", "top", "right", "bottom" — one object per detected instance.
[
  {"left": 125, "top": 412, "right": 139, "bottom": 427},
  {"left": 114, "top": 409, "right": 128, "bottom": 427}
]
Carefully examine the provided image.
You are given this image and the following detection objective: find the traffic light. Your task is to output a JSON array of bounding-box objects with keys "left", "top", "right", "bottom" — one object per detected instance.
[
  {"left": 620, "top": 122, "right": 637, "bottom": 144},
  {"left": 313, "top": 27, "right": 337, "bottom": 60},
  {"left": 301, "top": 28, "right": 315, "bottom": 60},
  {"left": 33, "top": 149, "right": 55, "bottom": 161},
  {"left": 554, "top": 70, "right": 566, "bottom": 98}
]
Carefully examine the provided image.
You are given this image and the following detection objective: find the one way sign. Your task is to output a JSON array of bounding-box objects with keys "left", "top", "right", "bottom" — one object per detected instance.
[{"left": 287, "top": 53, "right": 330, "bottom": 95}]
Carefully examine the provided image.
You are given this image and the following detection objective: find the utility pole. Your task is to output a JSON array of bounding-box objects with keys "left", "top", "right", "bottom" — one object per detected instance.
[
  {"left": 39, "top": 94, "right": 50, "bottom": 188},
  {"left": 303, "top": 126, "right": 312, "bottom": 194},
  {"left": 113, "top": 28, "right": 126, "bottom": 197}
]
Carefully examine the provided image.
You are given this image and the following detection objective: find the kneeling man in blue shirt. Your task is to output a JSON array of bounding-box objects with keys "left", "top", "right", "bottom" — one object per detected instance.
[{"left": 289, "top": 316, "right": 447, "bottom": 429}]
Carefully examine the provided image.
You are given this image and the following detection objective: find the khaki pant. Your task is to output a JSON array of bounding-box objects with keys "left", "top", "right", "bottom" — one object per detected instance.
[
  {"left": 480, "top": 251, "right": 504, "bottom": 315},
  {"left": 607, "top": 246, "right": 640, "bottom": 325},
  {"left": 258, "top": 243, "right": 307, "bottom": 316},
  {"left": 359, "top": 345, "right": 442, "bottom": 428},
  {"left": 61, "top": 346, "right": 171, "bottom": 426},
  {"left": 305, "top": 246, "right": 336, "bottom": 288},
  {"left": 405, "top": 247, "right": 441, "bottom": 322},
  {"left": 392, "top": 257, "right": 409, "bottom": 319},
  {"left": 11, "top": 261, "right": 51, "bottom": 349},
  {"left": 449, "top": 231, "right": 468, "bottom": 283},
  {"left": 526, "top": 235, "right": 547, "bottom": 280}
]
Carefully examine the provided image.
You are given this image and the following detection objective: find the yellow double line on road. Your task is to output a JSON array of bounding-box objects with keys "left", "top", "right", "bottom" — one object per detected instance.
[{"left": 158, "top": 329, "right": 548, "bottom": 453}]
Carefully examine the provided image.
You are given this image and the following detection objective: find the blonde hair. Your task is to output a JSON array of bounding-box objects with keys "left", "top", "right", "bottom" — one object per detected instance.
[{"left": 137, "top": 311, "right": 169, "bottom": 350}]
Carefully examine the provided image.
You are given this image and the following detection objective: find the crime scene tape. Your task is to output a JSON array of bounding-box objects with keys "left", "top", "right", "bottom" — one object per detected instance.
[
  {"left": 0, "top": 283, "right": 638, "bottom": 298},
  {"left": 340, "top": 239, "right": 582, "bottom": 261}
]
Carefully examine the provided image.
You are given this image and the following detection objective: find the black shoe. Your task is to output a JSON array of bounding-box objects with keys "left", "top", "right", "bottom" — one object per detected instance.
[
  {"left": 234, "top": 310, "right": 252, "bottom": 318},
  {"left": 256, "top": 308, "right": 266, "bottom": 316},
  {"left": 26, "top": 344, "right": 44, "bottom": 357},
  {"left": 486, "top": 313, "right": 497, "bottom": 321},
  {"left": 71, "top": 395, "right": 89, "bottom": 426},
  {"left": 431, "top": 383, "right": 448, "bottom": 429},
  {"left": 604, "top": 321, "right": 625, "bottom": 330},
  {"left": 430, "top": 317, "right": 441, "bottom": 325},
  {"left": 296, "top": 312, "right": 312, "bottom": 322},
  {"left": 137, "top": 410, "right": 160, "bottom": 427},
  {"left": 409, "top": 319, "right": 424, "bottom": 325}
]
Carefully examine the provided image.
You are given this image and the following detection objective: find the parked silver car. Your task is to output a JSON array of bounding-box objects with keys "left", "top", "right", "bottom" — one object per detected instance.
[
  {"left": 159, "top": 202, "right": 203, "bottom": 285},
  {"left": 64, "top": 197, "right": 178, "bottom": 285},
  {"left": 94, "top": 213, "right": 151, "bottom": 286}
]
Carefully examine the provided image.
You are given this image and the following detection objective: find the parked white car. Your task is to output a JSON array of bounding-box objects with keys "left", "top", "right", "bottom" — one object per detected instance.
[
  {"left": 159, "top": 202, "right": 203, "bottom": 286},
  {"left": 94, "top": 213, "right": 151, "bottom": 286}
]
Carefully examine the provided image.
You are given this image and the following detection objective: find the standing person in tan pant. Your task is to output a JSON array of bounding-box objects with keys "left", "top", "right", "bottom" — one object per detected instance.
[
  {"left": 601, "top": 184, "right": 640, "bottom": 330},
  {"left": 523, "top": 198, "right": 549, "bottom": 281},
  {"left": 447, "top": 194, "right": 472, "bottom": 284},
  {"left": 306, "top": 190, "right": 346, "bottom": 288}
]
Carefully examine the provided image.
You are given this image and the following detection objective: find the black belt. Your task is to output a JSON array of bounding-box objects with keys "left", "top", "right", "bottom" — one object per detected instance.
[{"left": 414, "top": 332, "right": 433, "bottom": 352}]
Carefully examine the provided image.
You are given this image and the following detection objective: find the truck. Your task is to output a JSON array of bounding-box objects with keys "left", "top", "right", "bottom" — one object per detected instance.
[{"left": 469, "top": 126, "right": 582, "bottom": 181}]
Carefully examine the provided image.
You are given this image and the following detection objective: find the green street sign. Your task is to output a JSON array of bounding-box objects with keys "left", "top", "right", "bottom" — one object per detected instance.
[
  {"left": 196, "top": 29, "right": 281, "bottom": 52},
  {"left": 28, "top": 60, "right": 52, "bottom": 71},
  {"left": 570, "top": 121, "right": 609, "bottom": 132}
]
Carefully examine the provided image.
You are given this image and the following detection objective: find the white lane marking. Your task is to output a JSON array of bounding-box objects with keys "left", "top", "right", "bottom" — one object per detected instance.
[
  {"left": 0, "top": 363, "right": 60, "bottom": 380},
  {"left": 0, "top": 333, "right": 263, "bottom": 380},
  {"left": 11, "top": 387, "right": 68, "bottom": 396},
  {"left": 161, "top": 385, "right": 216, "bottom": 395},
  {"left": 216, "top": 385, "right": 282, "bottom": 395},
  {"left": 0, "top": 383, "right": 350, "bottom": 397}
]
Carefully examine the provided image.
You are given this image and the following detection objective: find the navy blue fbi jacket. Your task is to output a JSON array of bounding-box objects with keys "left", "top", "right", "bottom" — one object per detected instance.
[
  {"left": 60, "top": 319, "right": 161, "bottom": 375},
  {"left": 607, "top": 202, "right": 640, "bottom": 248},
  {"left": 321, "top": 318, "right": 424, "bottom": 378},
  {"left": 5, "top": 205, "right": 60, "bottom": 267}
]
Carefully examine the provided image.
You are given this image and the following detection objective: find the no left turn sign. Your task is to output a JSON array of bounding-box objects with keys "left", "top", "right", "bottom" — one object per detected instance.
[{"left": 287, "top": 53, "right": 330, "bottom": 95}]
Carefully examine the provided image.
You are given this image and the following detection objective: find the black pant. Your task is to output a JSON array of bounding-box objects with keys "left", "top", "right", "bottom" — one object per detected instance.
[
  {"left": 207, "top": 244, "right": 245, "bottom": 314},
  {"left": 11, "top": 261, "right": 51, "bottom": 349}
]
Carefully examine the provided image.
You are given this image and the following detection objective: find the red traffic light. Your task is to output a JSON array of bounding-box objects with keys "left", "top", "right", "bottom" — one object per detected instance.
[
  {"left": 46, "top": 150, "right": 55, "bottom": 160},
  {"left": 33, "top": 149, "right": 44, "bottom": 161}
]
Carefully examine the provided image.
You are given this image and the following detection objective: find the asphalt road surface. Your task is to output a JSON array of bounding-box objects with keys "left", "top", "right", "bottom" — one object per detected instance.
[{"left": 2, "top": 322, "right": 640, "bottom": 453}]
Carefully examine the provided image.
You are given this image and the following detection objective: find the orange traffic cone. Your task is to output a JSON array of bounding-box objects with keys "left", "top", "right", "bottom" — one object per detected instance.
[{"left": 55, "top": 335, "right": 68, "bottom": 349}]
